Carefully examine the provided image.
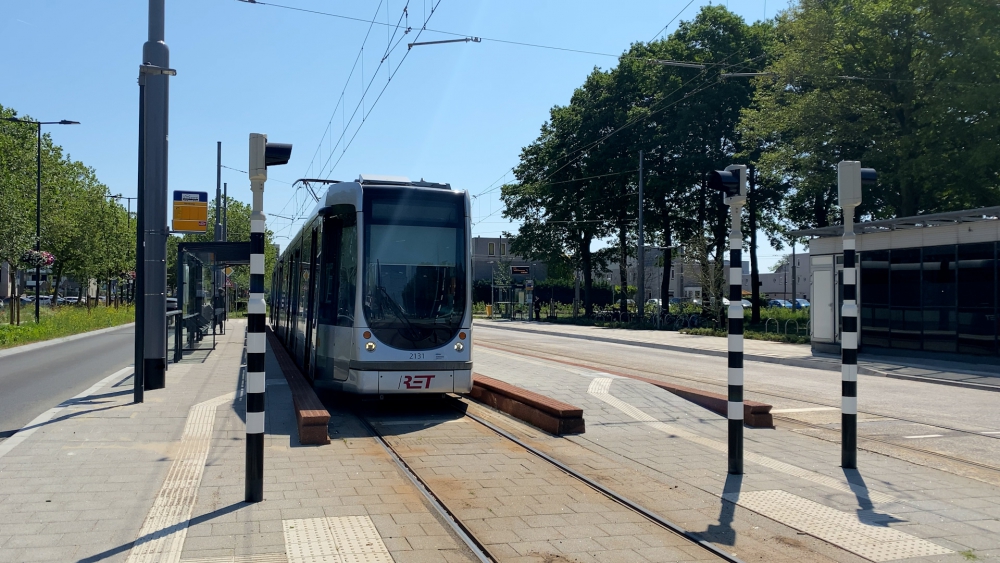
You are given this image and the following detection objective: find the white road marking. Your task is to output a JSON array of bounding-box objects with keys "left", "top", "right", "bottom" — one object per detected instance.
[
  {"left": 0, "top": 366, "right": 134, "bottom": 460},
  {"left": 903, "top": 434, "right": 944, "bottom": 439},
  {"left": 588, "top": 377, "right": 897, "bottom": 504},
  {"left": 125, "top": 393, "right": 235, "bottom": 563},
  {"left": 726, "top": 490, "right": 951, "bottom": 561},
  {"left": 283, "top": 516, "right": 393, "bottom": 563},
  {"left": 771, "top": 407, "right": 839, "bottom": 414},
  {"left": 981, "top": 431, "right": 1000, "bottom": 435}
]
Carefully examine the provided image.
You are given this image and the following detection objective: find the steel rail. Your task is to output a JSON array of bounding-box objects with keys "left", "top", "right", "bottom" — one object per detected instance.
[
  {"left": 357, "top": 415, "right": 497, "bottom": 563},
  {"left": 459, "top": 409, "right": 746, "bottom": 563}
]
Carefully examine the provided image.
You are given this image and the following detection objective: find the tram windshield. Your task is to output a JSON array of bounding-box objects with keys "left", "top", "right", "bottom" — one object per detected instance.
[{"left": 363, "top": 188, "right": 467, "bottom": 350}]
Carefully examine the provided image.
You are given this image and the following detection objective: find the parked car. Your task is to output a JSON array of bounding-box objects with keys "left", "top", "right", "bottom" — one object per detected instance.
[
  {"left": 646, "top": 298, "right": 662, "bottom": 307},
  {"left": 166, "top": 297, "right": 178, "bottom": 311},
  {"left": 767, "top": 299, "right": 793, "bottom": 308},
  {"left": 741, "top": 299, "right": 752, "bottom": 308},
  {"left": 794, "top": 298, "right": 810, "bottom": 309}
]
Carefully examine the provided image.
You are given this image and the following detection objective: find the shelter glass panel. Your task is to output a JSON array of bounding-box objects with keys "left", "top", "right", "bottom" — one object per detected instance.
[
  {"left": 889, "top": 248, "right": 921, "bottom": 308},
  {"left": 889, "top": 307, "right": 922, "bottom": 350},
  {"left": 958, "top": 242, "right": 995, "bottom": 309},
  {"left": 958, "top": 308, "right": 996, "bottom": 356},
  {"left": 921, "top": 245, "right": 956, "bottom": 308},
  {"left": 860, "top": 251, "right": 889, "bottom": 306}
]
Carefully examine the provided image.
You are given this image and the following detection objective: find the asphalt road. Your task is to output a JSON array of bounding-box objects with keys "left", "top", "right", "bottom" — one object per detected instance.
[
  {"left": 474, "top": 323, "right": 1000, "bottom": 473},
  {"left": 0, "top": 324, "right": 134, "bottom": 441}
]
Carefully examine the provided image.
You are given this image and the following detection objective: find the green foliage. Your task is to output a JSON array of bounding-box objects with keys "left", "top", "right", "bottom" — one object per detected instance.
[
  {"left": 0, "top": 305, "right": 134, "bottom": 349},
  {"left": 742, "top": 0, "right": 1000, "bottom": 226},
  {"left": 680, "top": 327, "right": 810, "bottom": 344},
  {"left": 0, "top": 104, "right": 133, "bottom": 305}
]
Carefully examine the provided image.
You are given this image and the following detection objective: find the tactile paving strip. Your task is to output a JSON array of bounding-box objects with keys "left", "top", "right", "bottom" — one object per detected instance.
[
  {"left": 283, "top": 516, "right": 394, "bottom": 563},
  {"left": 725, "top": 490, "right": 953, "bottom": 561}
]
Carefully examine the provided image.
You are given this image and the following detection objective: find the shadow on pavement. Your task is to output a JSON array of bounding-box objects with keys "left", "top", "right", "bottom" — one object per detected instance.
[
  {"left": 74, "top": 501, "right": 247, "bottom": 563},
  {"left": 700, "top": 473, "right": 743, "bottom": 546}
]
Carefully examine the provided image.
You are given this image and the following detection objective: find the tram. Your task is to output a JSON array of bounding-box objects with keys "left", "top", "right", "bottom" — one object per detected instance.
[{"left": 270, "top": 174, "right": 472, "bottom": 395}]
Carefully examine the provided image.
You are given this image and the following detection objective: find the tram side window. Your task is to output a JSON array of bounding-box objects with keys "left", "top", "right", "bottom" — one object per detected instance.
[
  {"left": 318, "top": 219, "right": 340, "bottom": 325},
  {"left": 337, "top": 224, "right": 357, "bottom": 327}
]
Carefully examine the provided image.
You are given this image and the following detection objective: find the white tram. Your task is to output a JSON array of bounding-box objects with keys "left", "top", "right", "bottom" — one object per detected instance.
[{"left": 270, "top": 175, "right": 473, "bottom": 395}]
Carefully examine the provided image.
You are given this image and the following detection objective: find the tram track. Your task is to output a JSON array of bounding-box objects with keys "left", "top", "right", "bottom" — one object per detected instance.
[
  {"left": 355, "top": 402, "right": 745, "bottom": 563},
  {"left": 474, "top": 337, "right": 1000, "bottom": 476}
]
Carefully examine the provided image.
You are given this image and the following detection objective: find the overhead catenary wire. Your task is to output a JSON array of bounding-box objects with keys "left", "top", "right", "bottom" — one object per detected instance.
[{"left": 236, "top": 0, "right": 704, "bottom": 68}]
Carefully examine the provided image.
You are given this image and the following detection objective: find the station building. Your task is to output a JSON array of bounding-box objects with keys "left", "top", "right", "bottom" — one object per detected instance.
[{"left": 793, "top": 207, "right": 1000, "bottom": 364}]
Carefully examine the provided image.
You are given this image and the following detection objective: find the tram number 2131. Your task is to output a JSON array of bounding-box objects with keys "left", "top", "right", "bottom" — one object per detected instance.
[{"left": 400, "top": 375, "right": 436, "bottom": 390}]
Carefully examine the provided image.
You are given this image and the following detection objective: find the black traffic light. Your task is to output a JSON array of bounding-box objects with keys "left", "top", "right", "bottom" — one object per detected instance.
[
  {"left": 860, "top": 168, "right": 877, "bottom": 186},
  {"left": 265, "top": 143, "right": 292, "bottom": 167},
  {"left": 709, "top": 169, "right": 741, "bottom": 197}
]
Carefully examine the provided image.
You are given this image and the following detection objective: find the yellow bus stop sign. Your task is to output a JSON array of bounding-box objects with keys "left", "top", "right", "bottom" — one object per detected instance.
[{"left": 172, "top": 191, "right": 208, "bottom": 233}]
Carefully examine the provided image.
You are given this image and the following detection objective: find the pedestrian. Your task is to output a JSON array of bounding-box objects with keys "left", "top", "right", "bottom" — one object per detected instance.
[
  {"left": 213, "top": 289, "right": 226, "bottom": 334},
  {"left": 533, "top": 296, "right": 541, "bottom": 322}
]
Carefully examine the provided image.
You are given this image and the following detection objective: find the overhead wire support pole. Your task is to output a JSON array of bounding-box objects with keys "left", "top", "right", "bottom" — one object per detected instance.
[
  {"left": 637, "top": 151, "right": 645, "bottom": 318},
  {"left": 138, "top": 0, "right": 175, "bottom": 391}
]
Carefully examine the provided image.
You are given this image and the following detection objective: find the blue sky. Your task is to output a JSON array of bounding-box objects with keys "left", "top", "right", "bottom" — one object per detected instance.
[{"left": 1, "top": 0, "right": 798, "bottom": 269}]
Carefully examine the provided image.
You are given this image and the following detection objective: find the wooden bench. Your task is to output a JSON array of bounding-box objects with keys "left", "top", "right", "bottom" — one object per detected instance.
[
  {"left": 471, "top": 374, "right": 585, "bottom": 435},
  {"left": 264, "top": 328, "right": 330, "bottom": 444}
]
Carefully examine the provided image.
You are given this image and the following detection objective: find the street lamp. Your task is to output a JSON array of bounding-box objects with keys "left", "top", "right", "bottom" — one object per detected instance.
[{"left": 2, "top": 117, "right": 80, "bottom": 322}]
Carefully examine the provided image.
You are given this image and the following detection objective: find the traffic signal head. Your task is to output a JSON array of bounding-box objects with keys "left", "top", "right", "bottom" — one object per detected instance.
[
  {"left": 838, "top": 161, "right": 876, "bottom": 208},
  {"left": 250, "top": 133, "right": 293, "bottom": 181},
  {"left": 265, "top": 143, "right": 292, "bottom": 167},
  {"left": 709, "top": 165, "right": 747, "bottom": 200}
]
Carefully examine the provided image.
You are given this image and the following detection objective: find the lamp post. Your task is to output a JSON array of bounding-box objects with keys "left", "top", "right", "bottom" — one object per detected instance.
[{"left": 2, "top": 117, "right": 80, "bottom": 323}]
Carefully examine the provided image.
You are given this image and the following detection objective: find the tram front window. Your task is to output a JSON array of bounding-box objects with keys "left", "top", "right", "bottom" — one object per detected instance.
[{"left": 363, "top": 194, "right": 467, "bottom": 350}]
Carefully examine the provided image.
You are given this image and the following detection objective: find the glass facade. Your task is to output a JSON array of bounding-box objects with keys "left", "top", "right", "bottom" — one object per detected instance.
[{"left": 860, "top": 243, "right": 998, "bottom": 356}]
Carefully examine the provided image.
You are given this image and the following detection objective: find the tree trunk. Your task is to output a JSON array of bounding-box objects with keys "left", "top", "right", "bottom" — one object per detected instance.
[
  {"left": 749, "top": 169, "right": 761, "bottom": 324},
  {"left": 581, "top": 232, "right": 594, "bottom": 316},
  {"left": 661, "top": 210, "right": 672, "bottom": 302},
  {"left": 618, "top": 223, "right": 628, "bottom": 317}
]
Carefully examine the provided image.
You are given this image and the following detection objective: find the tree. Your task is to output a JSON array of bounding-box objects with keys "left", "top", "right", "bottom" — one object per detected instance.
[{"left": 742, "top": 0, "right": 1000, "bottom": 227}]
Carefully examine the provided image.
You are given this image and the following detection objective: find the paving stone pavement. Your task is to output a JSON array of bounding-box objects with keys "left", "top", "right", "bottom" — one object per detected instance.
[
  {"left": 472, "top": 346, "right": 1000, "bottom": 562},
  {"left": 369, "top": 410, "right": 723, "bottom": 563},
  {"left": 0, "top": 321, "right": 475, "bottom": 563}
]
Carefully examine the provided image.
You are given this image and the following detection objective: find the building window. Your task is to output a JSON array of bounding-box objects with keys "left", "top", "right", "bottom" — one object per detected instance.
[
  {"left": 488, "top": 242, "right": 495, "bottom": 256},
  {"left": 500, "top": 243, "right": 507, "bottom": 256}
]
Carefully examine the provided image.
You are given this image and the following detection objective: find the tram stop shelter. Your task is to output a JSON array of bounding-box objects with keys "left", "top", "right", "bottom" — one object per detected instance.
[
  {"left": 792, "top": 206, "right": 1000, "bottom": 365},
  {"left": 173, "top": 241, "right": 250, "bottom": 362}
]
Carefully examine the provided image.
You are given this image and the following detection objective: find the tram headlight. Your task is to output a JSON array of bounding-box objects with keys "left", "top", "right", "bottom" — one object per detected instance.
[
  {"left": 365, "top": 342, "right": 376, "bottom": 352},
  {"left": 454, "top": 342, "right": 464, "bottom": 352}
]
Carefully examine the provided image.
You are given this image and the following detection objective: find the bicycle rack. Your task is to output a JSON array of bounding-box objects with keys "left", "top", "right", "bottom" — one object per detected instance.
[
  {"left": 764, "top": 318, "right": 778, "bottom": 334},
  {"left": 785, "top": 319, "right": 800, "bottom": 335}
]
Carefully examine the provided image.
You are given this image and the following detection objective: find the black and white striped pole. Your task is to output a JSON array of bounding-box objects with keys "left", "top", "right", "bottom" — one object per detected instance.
[
  {"left": 710, "top": 165, "right": 747, "bottom": 475},
  {"left": 245, "top": 133, "right": 292, "bottom": 503},
  {"left": 837, "top": 161, "right": 876, "bottom": 470}
]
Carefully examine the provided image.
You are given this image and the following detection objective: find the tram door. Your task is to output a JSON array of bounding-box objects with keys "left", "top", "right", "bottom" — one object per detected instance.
[
  {"left": 317, "top": 213, "right": 358, "bottom": 381},
  {"left": 303, "top": 228, "right": 318, "bottom": 379}
]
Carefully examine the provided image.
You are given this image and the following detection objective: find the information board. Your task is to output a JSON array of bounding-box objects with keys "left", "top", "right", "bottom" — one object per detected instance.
[{"left": 172, "top": 191, "right": 208, "bottom": 233}]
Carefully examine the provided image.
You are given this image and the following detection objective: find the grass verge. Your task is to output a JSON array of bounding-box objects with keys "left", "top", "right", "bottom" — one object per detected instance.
[
  {"left": 680, "top": 327, "right": 810, "bottom": 344},
  {"left": 0, "top": 306, "right": 134, "bottom": 350}
]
